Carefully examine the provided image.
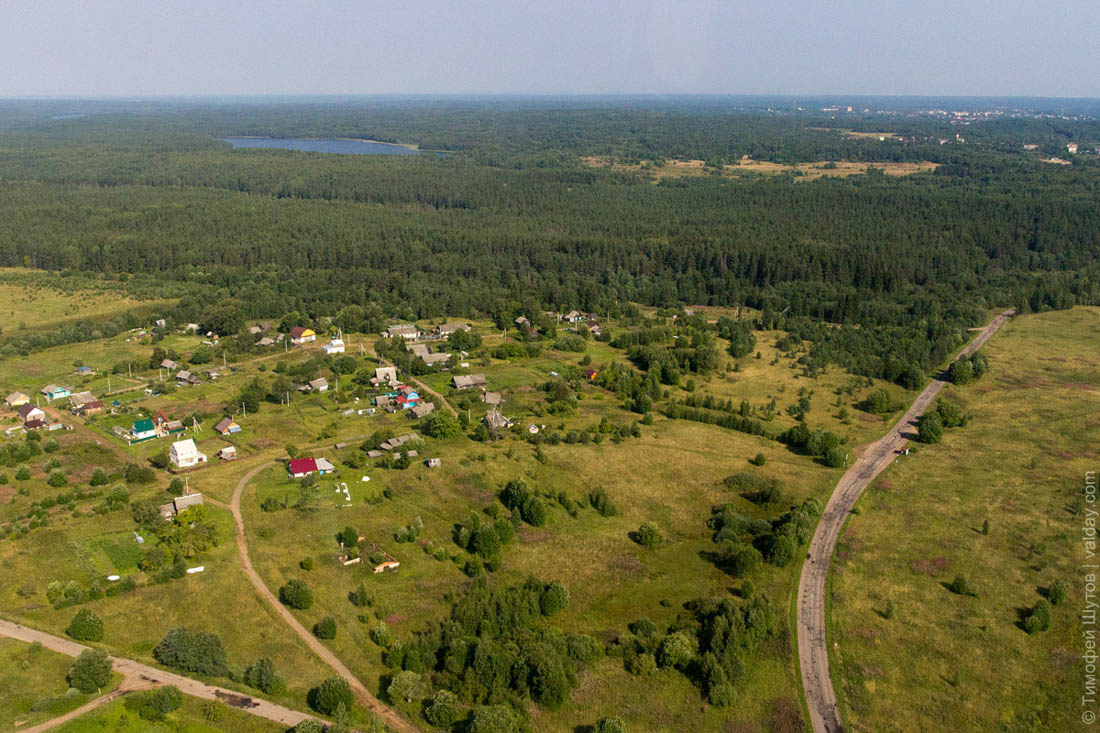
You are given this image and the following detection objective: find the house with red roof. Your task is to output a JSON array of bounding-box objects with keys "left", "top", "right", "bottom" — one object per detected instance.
[{"left": 287, "top": 456, "right": 336, "bottom": 478}]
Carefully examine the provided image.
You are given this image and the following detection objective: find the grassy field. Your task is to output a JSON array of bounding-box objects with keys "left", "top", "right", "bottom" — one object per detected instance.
[
  {"left": 0, "top": 305, "right": 912, "bottom": 731},
  {"left": 581, "top": 155, "right": 938, "bottom": 181},
  {"left": 0, "top": 636, "right": 120, "bottom": 731},
  {"left": 51, "top": 692, "right": 286, "bottom": 733},
  {"left": 0, "top": 275, "right": 173, "bottom": 335},
  {"left": 831, "top": 307, "right": 1099, "bottom": 731}
]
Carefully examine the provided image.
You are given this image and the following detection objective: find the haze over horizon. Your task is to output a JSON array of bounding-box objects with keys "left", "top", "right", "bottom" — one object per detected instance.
[{"left": 1, "top": 0, "right": 1096, "bottom": 99}]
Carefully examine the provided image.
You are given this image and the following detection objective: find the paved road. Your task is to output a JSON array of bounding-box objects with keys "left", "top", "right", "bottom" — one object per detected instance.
[
  {"left": 796, "top": 310, "right": 1014, "bottom": 733},
  {"left": 229, "top": 463, "right": 419, "bottom": 733},
  {"left": 0, "top": 618, "right": 319, "bottom": 731}
]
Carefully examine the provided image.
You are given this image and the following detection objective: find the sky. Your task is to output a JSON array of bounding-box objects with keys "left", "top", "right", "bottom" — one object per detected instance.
[{"left": 0, "top": 0, "right": 1096, "bottom": 98}]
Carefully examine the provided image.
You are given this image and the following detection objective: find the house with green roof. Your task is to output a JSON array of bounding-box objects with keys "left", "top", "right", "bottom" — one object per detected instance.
[{"left": 130, "top": 418, "right": 157, "bottom": 443}]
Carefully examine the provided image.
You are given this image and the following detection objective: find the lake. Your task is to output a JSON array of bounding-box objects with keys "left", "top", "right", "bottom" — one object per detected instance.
[{"left": 221, "top": 137, "right": 426, "bottom": 156}]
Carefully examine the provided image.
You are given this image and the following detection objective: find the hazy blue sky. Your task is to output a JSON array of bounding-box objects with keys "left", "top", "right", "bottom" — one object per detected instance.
[{"left": 0, "top": 0, "right": 1095, "bottom": 97}]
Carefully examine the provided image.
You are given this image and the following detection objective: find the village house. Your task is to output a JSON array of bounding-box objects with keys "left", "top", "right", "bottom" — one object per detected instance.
[
  {"left": 160, "top": 358, "right": 179, "bottom": 370},
  {"left": 562, "top": 310, "right": 584, "bottom": 323},
  {"left": 371, "top": 366, "right": 399, "bottom": 387},
  {"left": 306, "top": 377, "right": 329, "bottom": 393},
  {"left": 394, "top": 385, "right": 420, "bottom": 409},
  {"left": 436, "top": 323, "right": 470, "bottom": 338},
  {"left": 175, "top": 370, "right": 202, "bottom": 386},
  {"left": 217, "top": 445, "right": 237, "bottom": 461},
  {"left": 40, "top": 384, "right": 72, "bottom": 402},
  {"left": 482, "top": 391, "right": 502, "bottom": 406},
  {"left": 5, "top": 392, "right": 29, "bottom": 408},
  {"left": 18, "top": 404, "right": 45, "bottom": 424},
  {"left": 322, "top": 337, "right": 346, "bottom": 355},
  {"left": 68, "top": 391, "right": 96, "bottom": 409},
  {"left": 426, "top": 457, "right": 442, "bottom": 468},
  {"left": 24, "top": 418, "right": 46, "bottom": 431},
  {"left": 289, "top": 326, "right": 317, "bottom": 345},
  {"left": 131, "top": 418, "right": 157, "bottom": 443},
  {"left": 203, "top": 369, "right": 221, "bottom": 381},
  {"left": 76, "top": 400, "right": 104, "bottom": 416},
  {"left": 256, "top": 336, "right": 276, "bottom": 347},
  {"left": 184, "top": 323, "right": 200, "bottom": 333},
  {"left": 75, "top": 366, "right": 94, "bottom": 376},
  {"left": 410, "top": 402, "right": 435, "bottom": 418},
  {"left": 484, "top": 409, "right": 512, "bottom": 431},
  {"left": 287, "top": 456, "right": 336, "bottom": 478},
  {"left": 159, "top": 492, "right": 205, "bottom": 520},
  {"left": 214, "top": 417, "right": 241, "bottom": 435},
  {"left": 384, "top": 324, "right": 421, "bottom": 340},
  {"left": 452, "top": 373, "right": 487, "bottom": 390},
  {"left": 170, "top": 438, "right": 208, "bottom": 468}
]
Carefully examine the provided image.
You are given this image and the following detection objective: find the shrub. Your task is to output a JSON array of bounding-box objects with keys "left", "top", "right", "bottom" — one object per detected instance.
[
  {"left": 167, "top": 477, "right": 184, "bottom": 495},
  {"left": 313, "top": 616, "right": 337, "bottom": 640},
  {"left": 1049, "top": 579, "right": 1067, "bottom": 606},
  {"left": 44, "top": 438, "right": 59, "bottom": 453},
  {"left": 539, "top": 580, "right": 570, "bottom": 616},
  {"left": 947, "top": 575, "right": 975, "bottom": 596},
  {"left": 47, "top": 469, "right": 68, "bottom": 488},
  {"left": 469, "top": 704, "right": 520, "bottom": 733},
  {"left": 15, "top": 465, "right": 30, "bottom": 481},
  {"left": 153, "top": 628, "right": 229, "bottom": 677},
  {"left": 588, "top": 486, "right": 618, "bottom": 517},
  {"left": 1024, "top": 599, "right": 1052, "bottom": 634},
  {"left": 596, "top": 717, "right": 628, "bottom": 733},
  {"left": 626, "top": 652, "right": 657, "bottom": 676},
  {"left": 66, "top": 609, "right": 104, "bottom": 642},
  {"left": 750, "top": 452, "right": 766, "bottom": 466},
  {"left": 147, "top": 685, "right": 182, "bottom": 714},
  {"left": 916, "top": 412, "right": 944, "bottom": 444},
  {"left": 89, "top": 467, "right": 109, "bottom": 486},
  {"left": 631, "top": 523, "right": 663, "bottom": 550},
  {"left": 658, "top": 631, "right": 696, "bottom": 670},
  {"left": 425, "top": 688, "right": 460, "bottom": 728},
  {"left": 300, "top": 556, "right": 314, "bottom": 571},
  {"left": 279, "top": 579, "right": 314, "bottom": 609},
  {"left": 371, "top": 620, "right": 391, "bottom": 647},
  {"left": 244, "top": 657, "right": 284, "bottom": 694},
  {"left": 68, "top": 648, "right": 112, "bottom": 693},
  {"left": 295, "top": 721, "right": 324, "bottom": 733},
  {"left": 309, "top": 676, "right": 353, "bottom": 715}
]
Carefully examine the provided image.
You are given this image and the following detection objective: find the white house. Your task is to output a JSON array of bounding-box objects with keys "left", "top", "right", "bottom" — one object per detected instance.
[
  {"left": 170, "top": 438, "right": 208, "bottom": 469},
  {"left": 322, "top": 338, "right": 346, "bottom": 355},
  {"left": 385, "top": 324, "right": 421, "bottom": 340}
]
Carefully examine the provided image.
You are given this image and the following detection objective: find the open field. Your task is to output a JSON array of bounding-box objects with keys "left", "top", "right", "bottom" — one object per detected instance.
[
  {"left": 0, "top": 273, "right": 173, "bottom": 335},
  {"left": 0, "top": 636, "right": 122, "bottom": 731},
  {"left": 581, "top": 155, "right": 938, "bottom": 181},
  {"left": 831, "top": 307, "right": 1099, "bottom": 731},
  {"left": 51, "top": 691, "right": 286, "bottom": 733}
]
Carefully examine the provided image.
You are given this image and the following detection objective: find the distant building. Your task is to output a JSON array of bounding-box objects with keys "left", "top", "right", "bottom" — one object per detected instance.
[
  {"left": 426, "top": 457, "right": 442, "bottom": 468},
  {"left": 214, "top": 418, "right": 241, "bottom": 435},
  {"left": 170, "top": 438, "right": 208, "bottom": 468},
  {"left": 289, "top": 326, "right": 317, "bottom": 345},
  {"left": 436, "top": 323, "right": 470, "bottom": 337},
  {"left": 218, "top": 446, "right": 237, "bottom": 460},
  {"left": 308, "top": 377, "right": 329, "bottom": 393},
  {"left": 410, "top": 402, "right": 435, "bottom": 418},
  {"left": 1067, "top": 142, "right": 1079, "bottom": 154},
  {"left": 256, "top": 336, "right": 276, "bottom": 347},
  {"left": 452, "top": 374, "right": 487, "bottom": 390},
  {"left": 287, "top": 457, "right": 335, "bottom": 478},
  {"left": 40, "top": 384, "right": 72, "bottom": 402},
  {"left": 160, "top": 358, "right": 179, "bottom": 370},
  {"left": 5, "top": 392, "right": 29, "bottom": 408},
  {"left": 384, "top": 324, "right": 421, "bottom": 340},
  {"left": 18, "top": 404, "right": 45, "bottom": 423},
  {"left": 484, "top": 409, "right": 511, "bottom": 431},
  {"left": 159, "top": 492, "right": 205, "bottom": 520},
  {"left": 322, "top": 338, "right": 346, "bottom": 355},
  {"left": 131, "top": 418, "right": 157, "bottom": 443}
]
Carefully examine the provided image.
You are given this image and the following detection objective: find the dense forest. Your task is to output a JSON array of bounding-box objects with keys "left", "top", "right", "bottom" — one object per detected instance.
[{"left": 0, "top": 98, "right": 1097, "bottom": 385}]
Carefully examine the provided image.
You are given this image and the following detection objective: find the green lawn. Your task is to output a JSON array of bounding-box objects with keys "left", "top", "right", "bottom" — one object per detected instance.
[
  {"left": 832, "top": 306, "right": 1099, "bottom": 731},
  {"left": 0, "top": 636, "right": 120, "bottom": 731},
  {"left": 51, "top": 692, "right": 286, "bottom": 733}
]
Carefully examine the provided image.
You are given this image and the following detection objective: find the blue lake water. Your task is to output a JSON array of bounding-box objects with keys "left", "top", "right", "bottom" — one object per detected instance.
[{"left": 221, "top": 137, "right": 426, "bottom": 156}]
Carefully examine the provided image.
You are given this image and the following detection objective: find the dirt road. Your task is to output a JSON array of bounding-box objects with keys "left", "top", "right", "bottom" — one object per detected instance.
[
  {"left": 796, "top": 310, "right": 1013, "bottom": 733},
  {"left": 229, "top": 463, "right": 418, "bottom": 733},
  {"left": 0, "top": 618, "right": 318, "bottom": 731}
]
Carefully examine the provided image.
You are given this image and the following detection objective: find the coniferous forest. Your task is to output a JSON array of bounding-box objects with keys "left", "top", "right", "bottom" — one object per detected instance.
[{"left": 0, "top": 98, "right": 1097, "bottom": 386}]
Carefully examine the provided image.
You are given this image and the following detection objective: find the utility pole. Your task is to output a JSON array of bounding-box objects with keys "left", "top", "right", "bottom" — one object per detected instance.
[
  {"left": 241, "top": 402, "right": 246, "bottom": 419},
  {"left": 128, "top": 363, "right": 132, "bottom": 379}
]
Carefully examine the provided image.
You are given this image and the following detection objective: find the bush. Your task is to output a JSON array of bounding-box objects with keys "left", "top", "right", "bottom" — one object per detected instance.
[
  {"left": 947, "top": 575, "right": 975, "bottom": 596},
  {"left": 313, "top": 616, "right": 337, "bottom": 640},
  {"left": 596, "top": 717, "right": 628, "bottom": 733},
  {"left": 300, "top": 556, "right": 314, "bottom": 571},
  {"left": 167, "top": 477, "right": 184, "bottom": 495},
  {"left": 750, "top": 452, "right": 766, "bottom": 466},
  {"left": 15, "top": 465, "right": 30, "bottom": 481},
  {"left": 469, "top": 705, "right": 520, "bottom": 733},
  {"left": 153, "top": 628, "right": 229, "bottom": 677},
  {"left": 124, "top": 463, "right": 155, "bottom": 484},
  {"left": 47, "top": 469, "right": 67, "bottom": 488},
  {"left": 147, "top": 685, "right": 182, "bottom": 714},
  {"left": 371, "top": 620, "right": 391, "bottom": 647},
  {"left": 1024, "top": 599, "right": 1052, "bottom": 634},
  {"left": 539, "top": 580, "right": 570, "bottom": 616},
  {"left": 425, "top": 688, "right": 460, "bottom": 728},
  {"left": 1049, "top": 579, "right": 1067, "bottom": 606},
  {"left": 658, "top": 631, "right": 696, "bottom": 670},
  {"left": 244, "top": 657, "right": 284, "bottom": 694},
  {"left": 916, "top": 412, "right": 944, "bottom": 444},
  {"left": 66, "top": 609, "right": 104, "bottom": 642},
  {"left": 295, "top": 721, "right": 324, "bottom": 733},
  {"left": 309, "top": 676, "right": 354, "bottom": 715},
  {"left": 44, "top": 438, "right": 59, "bottom": 453},
  {"left": 588, "top": 486, "right": 618, "bottom": 517},
  {"left": 420, "top": 410, "right": 462, "bottom": 439},
  {"left": 279, "top": 579, "right": 314, "bottom": 609},
  {"left": 68, "top": 648, "right": 112, "bottom": 693},
  {"left": 631, "top": 523, "right": 663, "bottom": 550},
  {"left": 89, "top": 467, "right": 109, "bottom": 486}
]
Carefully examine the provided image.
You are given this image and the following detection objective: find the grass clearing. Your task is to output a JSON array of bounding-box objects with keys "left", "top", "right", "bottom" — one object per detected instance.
[
  {"left": 831, "top": 306, "right": 1099, "bottom": 731},
  {"left": 51, "top": 691, "right": 286, "bottom": 733},
  {"left": 581, "top": 155, "right": 938, "bottom": 181}
]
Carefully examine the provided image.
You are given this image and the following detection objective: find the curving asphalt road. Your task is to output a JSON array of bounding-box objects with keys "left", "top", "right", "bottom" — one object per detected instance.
[
  {"left": 229, "top": 462, "right": 419, "bottom": 733},
  {"left": 796, "top": 310, "right": 1014, "bottom": 733},
  {"left": 0, "top": 618, "right": 319, "bottom": 731}
]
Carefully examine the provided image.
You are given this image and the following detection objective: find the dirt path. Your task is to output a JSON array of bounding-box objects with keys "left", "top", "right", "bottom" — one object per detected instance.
[
  {"left": 17, "top": 680, "right": 152, "bottom": 733},
  {"left": 0, "top": 619, "right": 319, "bottom": 731},
  {"left": 797, "top": 310, "right": 1013, "bottom": 733},
  {"left": 229, "top": 463, "right": 418, "bottom": 733}
]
